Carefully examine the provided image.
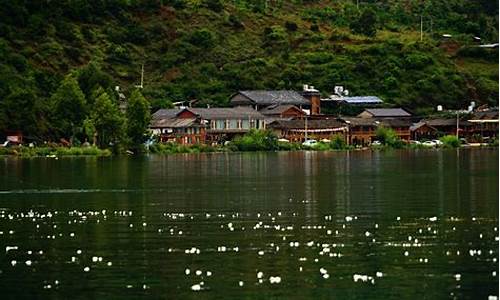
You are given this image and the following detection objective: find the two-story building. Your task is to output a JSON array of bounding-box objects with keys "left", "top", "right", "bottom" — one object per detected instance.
[
  {"left": 150, "top": 109, "right": 207, "bottom": 144},
  {"left": 268, "top": 118, "right": 348, "bottom": 142},
  {"left": 150, "top": 107, "right": 267, "bottom": 144}
]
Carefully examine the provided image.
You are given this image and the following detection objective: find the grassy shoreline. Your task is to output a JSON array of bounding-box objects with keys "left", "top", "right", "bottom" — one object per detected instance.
[
  {"left": 1, "top": 142, "right": 496, "bottom": 158},
  {"left": 0, "top": 146, "right": 112, "bottom": 157}
]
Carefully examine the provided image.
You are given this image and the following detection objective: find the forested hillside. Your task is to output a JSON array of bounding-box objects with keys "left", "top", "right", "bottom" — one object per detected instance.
[{"left": 0, "top": 0, "right": 498, "bottom": 141}]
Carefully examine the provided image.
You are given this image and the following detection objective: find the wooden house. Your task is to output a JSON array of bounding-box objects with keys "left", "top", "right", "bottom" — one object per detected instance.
[
  {"left": 150, "top": 109, "right": 206, "bottom": 145},
  {"left": 150, "top": 107, "right": 267, "bottom": 144},
  {"left": 341, "top": 117, "right": 411, "bottom": 145},
  {"left": 340, "top": 117, "right": 378, "bottom": 146},
  {"left": 268, "top": 118, "right": 348, "bottom": 142},
  {"left": 467, "top": 110, "right": 498, "bottom": 140},
  {"left": 410, "top": 118, "right": 474, "bottom": 140},
  {"left": 378, "top": 118, "right": 412, "bottom": 141}
]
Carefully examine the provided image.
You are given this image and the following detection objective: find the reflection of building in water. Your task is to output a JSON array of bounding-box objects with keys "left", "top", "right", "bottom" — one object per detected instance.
[
  {"left": 303, "top": 151, "right": 318, "bottom": 221},
  {"left": 437, "top": 150, "right": 444, "bottom": 215},
  {"left": 333, "top": 151, "right": 351, "bottom": 217}
]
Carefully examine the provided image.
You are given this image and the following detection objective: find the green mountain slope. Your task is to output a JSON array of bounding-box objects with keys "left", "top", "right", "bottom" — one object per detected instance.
[{"left": 0, "top": 0, "right": 498, "bottom": 139}]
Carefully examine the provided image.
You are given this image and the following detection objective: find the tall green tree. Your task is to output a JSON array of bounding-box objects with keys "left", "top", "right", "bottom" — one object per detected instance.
[
  {"left": 126, "top": 89, "right": 150, "bottom": 148},
  {"left": 90, "top": 90, "right": 124, "bottom": 148},
  {"left": 50, "top": 75, "right": 87, "bottom": 141}
]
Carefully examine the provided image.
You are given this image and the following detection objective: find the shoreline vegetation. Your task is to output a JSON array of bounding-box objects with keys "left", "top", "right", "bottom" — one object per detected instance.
[{"left": 1, "top": 130, "right": 497, "bottom": 157}]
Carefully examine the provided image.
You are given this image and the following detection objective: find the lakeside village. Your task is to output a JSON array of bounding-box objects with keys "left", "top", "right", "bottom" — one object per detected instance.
[
  {"left": 147, "top": 85, "right": 498, "bottom": 149},
  {"left": 1, "top": 84, "right": 498, "bottom": 155}
]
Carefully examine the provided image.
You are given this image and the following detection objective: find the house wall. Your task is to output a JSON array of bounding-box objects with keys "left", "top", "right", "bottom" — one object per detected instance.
[
  {"left": 209, "top": 119, "right": 266, "bottom": 130},
  {"left": 348, "top": 126, "right": 376, "bottom": 146},
  {"left": 302, "top": 92, "right": 321, "bottom": 115},
  {"left": 281, "top": 108, "right": 305, "bottom": 118},
  {"left": 159, "top": 127, "right": 206, "bottom": 145},
  {"left": 411, "top": 126, "right": 436, "bottom": 140},
  {"left": 467, "top": 122, "right": 499, "bottom": 139},
  {"left": 177, "top": 110, "right": 197, "bottom": 119}
]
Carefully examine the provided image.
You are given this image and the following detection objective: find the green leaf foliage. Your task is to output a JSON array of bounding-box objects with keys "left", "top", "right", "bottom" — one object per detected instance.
[
  {"left": 90, "top": 90, "right": 125, "bottom": 149},
  {"left": 126, "top": 89, "right": 151, "bottom": 148},
  {"left": 50, "top": 75, "right": 87, "bottom": 140}
]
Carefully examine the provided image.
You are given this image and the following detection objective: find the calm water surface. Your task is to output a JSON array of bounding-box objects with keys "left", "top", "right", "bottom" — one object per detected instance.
[{"left": 0, "top": 149, "right": 498, "bottom": 299}]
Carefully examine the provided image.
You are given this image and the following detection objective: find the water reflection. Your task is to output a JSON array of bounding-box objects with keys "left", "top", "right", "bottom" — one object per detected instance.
[{"left": 0, "top": 149, "right": 497, "bottom": 299}]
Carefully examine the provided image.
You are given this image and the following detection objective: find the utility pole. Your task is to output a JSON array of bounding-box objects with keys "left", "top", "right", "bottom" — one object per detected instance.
[
  {"left": 304, "top": 116, "right": 308, "bottom": 141},
  {"left": 136, "top": 64, "right": 144, "bottom": 89},
  {"left": 140, "top": 63, "right": 144, "bottom": 89},
  {"left": 456, "top": 111, "right": 459, "bottom": 138},
  {"left": 420, "top": 15, "right": 423, "bottom": 41}
]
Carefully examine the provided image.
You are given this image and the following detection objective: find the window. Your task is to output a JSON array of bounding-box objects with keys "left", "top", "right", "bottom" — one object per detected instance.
[
  {"left": 229, "top": 120, "right": 238, "bottom": 129},
  {"left": 241, "top": 120, "right": 250, "bottom": 129},
  {"left": 216, "top": 120, "right": 225, "bottom": 129}
]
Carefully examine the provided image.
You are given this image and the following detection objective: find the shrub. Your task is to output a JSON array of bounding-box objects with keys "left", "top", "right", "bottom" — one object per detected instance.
[
  {"left": 231, "top": 129, "right": 278, "bottom": 151},
  {"left": 330, "top": 134, "right": 347, "bottom": 150},
  {"left": 277, "top": 142, "right": 301, "bottom": 151},
  {"left": 375, "top": 127, "right": 404, "bottom": 148},
  {"left": 439, "top": 135, "right": 460, "bottom": 148}
]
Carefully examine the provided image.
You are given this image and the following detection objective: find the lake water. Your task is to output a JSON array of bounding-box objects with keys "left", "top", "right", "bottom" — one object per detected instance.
[{"left": 0, "top": 149, "right": 498, "bottom": 299}]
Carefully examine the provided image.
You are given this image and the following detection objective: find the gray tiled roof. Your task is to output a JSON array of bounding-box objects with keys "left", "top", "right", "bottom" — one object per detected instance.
[
  {"left": 239, "top": 90, "right": 310, "bottom": 106},
  {"left": 423, "top": 118, "right": 470, "bottom": 126},
  {"left": 470, "top": 110, "right": 499, "bottom": 120},
  {"left": 189, "top": 107, "right": 265, "bottom": 120},
  {"left": 151, "top": 107, "right": 266, "bottom": 121},
  {"left": 151, "top": 108, "right": 181, "bottom": 120},
  {"left": 340, "top": 117, "right": 378, "bottom": 126},
  {"left": 363, "top": 108, "right": 411, "bottom": 117}
]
